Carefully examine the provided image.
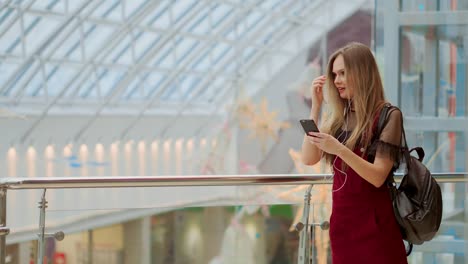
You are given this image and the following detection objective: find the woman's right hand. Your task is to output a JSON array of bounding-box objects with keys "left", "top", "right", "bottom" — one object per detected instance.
[{"left": 310, "top": 75, "right": 326, "bottom": 108}]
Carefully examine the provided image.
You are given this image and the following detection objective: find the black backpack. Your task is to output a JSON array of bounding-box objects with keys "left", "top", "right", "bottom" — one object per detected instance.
[{"left": 373, "top": 104, "right": 443, "bottom": 254}]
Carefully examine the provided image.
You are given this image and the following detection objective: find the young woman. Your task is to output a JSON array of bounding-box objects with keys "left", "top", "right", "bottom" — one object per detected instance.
[{"left": 301, "top": 42, "right": 408, "bottom": 263}]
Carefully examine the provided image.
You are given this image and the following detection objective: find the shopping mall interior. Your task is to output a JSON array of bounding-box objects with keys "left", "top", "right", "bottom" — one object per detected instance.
[{"left": 0, "top": 0, "right": 467, "bottom": 263}]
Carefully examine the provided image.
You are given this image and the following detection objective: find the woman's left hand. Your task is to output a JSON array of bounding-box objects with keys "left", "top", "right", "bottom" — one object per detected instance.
[{"left": 307, "top": 132, "right": 343, "bottom": 156}]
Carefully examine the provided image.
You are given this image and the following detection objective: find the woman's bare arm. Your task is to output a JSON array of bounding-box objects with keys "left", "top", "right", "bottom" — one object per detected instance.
[
  {"left": 301, "top": 75, "right": 326, "bottom": 165},
  {"left": 336, "top": 147, "right": 394, "bottom": 187},
  {"left": 301, "top": 106, "right": 323, "bottom": 165}
]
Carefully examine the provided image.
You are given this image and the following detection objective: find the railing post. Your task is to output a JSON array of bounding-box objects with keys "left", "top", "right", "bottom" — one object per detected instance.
[
  {"left": 88, "top": 230, "right": 93, "bottom": 264},
  {"left": 294, "top": 185, "right": 329, "bottom": 264},
  {"left": 296, "top": 184, "right": 313, "bottom": 264},
  {"left": 0, "top": 187, "right": 9, "bottom": 264},
  {"left": 37, "top": 189, "right": 47, "bottom": 264}
]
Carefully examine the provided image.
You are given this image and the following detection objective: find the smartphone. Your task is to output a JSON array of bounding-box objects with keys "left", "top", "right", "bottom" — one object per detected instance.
[{"left": 300, "top": 119, "right": 320, "bottom": 135}]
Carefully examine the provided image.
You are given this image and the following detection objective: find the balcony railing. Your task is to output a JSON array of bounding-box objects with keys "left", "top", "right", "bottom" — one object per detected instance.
[{"left": 0, "top": 172, "right": 466, "bottom": 264}]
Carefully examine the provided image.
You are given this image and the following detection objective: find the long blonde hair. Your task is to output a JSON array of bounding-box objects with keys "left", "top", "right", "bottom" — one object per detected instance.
[{"left": 321, "top": 42, "right": 387, "bottom": 165}]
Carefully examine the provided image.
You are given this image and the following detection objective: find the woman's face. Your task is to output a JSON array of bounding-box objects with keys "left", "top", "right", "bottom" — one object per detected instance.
[{"left": 332, "top": 54, "right": 353, "bottom": 100}]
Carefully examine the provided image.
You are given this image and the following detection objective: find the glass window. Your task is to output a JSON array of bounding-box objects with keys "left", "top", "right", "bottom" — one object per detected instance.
[
  {"left": 82, "top": 23, "right": 116, "bottom": 58},
  {"left": 31, "top": 0, "right": 64, "bottom": 12},
  {"left": 400, "top": 0, "right": 468, "bottom": 11},
  {"left": 90, "top": 1, "right": 122, "bottom": 21},
  {"left": 134, "top": 31, "right": 160, "bottom": 61},
  {"left": 399, "top": 25, "right": 467, "bottom": 117},
  {"left": 125, "top": 0, "right": 147, "bottom": 18}
]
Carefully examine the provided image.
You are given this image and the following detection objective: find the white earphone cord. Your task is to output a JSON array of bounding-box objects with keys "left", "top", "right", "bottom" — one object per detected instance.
[{"left": 325, "top": 99, "right": 352, "bottom": 192}]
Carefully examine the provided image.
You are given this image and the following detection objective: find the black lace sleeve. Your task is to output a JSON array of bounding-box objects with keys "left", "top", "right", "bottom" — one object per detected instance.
[{"left": 367, "top": 109, "right": 403, "bottom": 166}]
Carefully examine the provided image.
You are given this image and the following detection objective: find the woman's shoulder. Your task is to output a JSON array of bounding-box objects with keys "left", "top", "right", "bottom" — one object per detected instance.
[
  {"left": 385, "top": 106, "right": 403, "bottom": 124},
  {"left": 381, "top": 102, "right": 402, "bottom": 113},
  {"left": 373, "top": 102, "right": 403, "bottom": 125}
]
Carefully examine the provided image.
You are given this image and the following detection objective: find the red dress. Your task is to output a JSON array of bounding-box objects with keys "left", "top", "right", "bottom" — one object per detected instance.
[{"left": 329, "top": 115, "right": 408, "bottom": 263}]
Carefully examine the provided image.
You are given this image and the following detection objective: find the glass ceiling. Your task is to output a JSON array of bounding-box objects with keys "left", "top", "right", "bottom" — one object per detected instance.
[{"left": 0, "top": 0, "right": 362, "bottom": 117}]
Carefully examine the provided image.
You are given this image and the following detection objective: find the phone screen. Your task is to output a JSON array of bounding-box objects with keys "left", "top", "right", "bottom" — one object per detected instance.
[{"left": 300, "top": 119, "right": 319, "bottom": 134}]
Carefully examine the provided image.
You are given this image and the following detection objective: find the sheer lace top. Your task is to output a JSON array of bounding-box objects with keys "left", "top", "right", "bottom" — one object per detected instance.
[
  {"left": 338, "top": 107, "right": 403, "bottom": 167},
  {"left": 368, "top": 108, "right": 403, "bottom": 168}
]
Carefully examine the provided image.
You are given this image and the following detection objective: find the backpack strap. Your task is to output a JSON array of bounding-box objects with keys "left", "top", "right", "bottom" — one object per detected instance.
[{"left": 399, "top": 107, "right": 413, "bottom": 169}]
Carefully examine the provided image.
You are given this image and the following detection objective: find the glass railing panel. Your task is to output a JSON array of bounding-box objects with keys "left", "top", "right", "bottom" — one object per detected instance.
[
  {"left": 3, "top": 175, "right": 467, "bottom": 263},
  {"left": 37, "top": 206, "right": 312, "bottom": 263},
  {"left": 6, "top": 184, "right": 330, "bottom": 229},
  {"left": 5, "top": 184, "right": 334, "bottom": 264}
]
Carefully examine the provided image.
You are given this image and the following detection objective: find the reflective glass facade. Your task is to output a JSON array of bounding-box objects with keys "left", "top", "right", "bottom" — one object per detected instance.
[{"left": 376, "top": 1, "right": 468, "bottom": 262}]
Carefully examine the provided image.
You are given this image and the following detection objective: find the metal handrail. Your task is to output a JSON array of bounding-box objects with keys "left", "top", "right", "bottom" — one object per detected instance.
[{"left": 0, "top": 172, "right": 466, "bottom": 190}]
